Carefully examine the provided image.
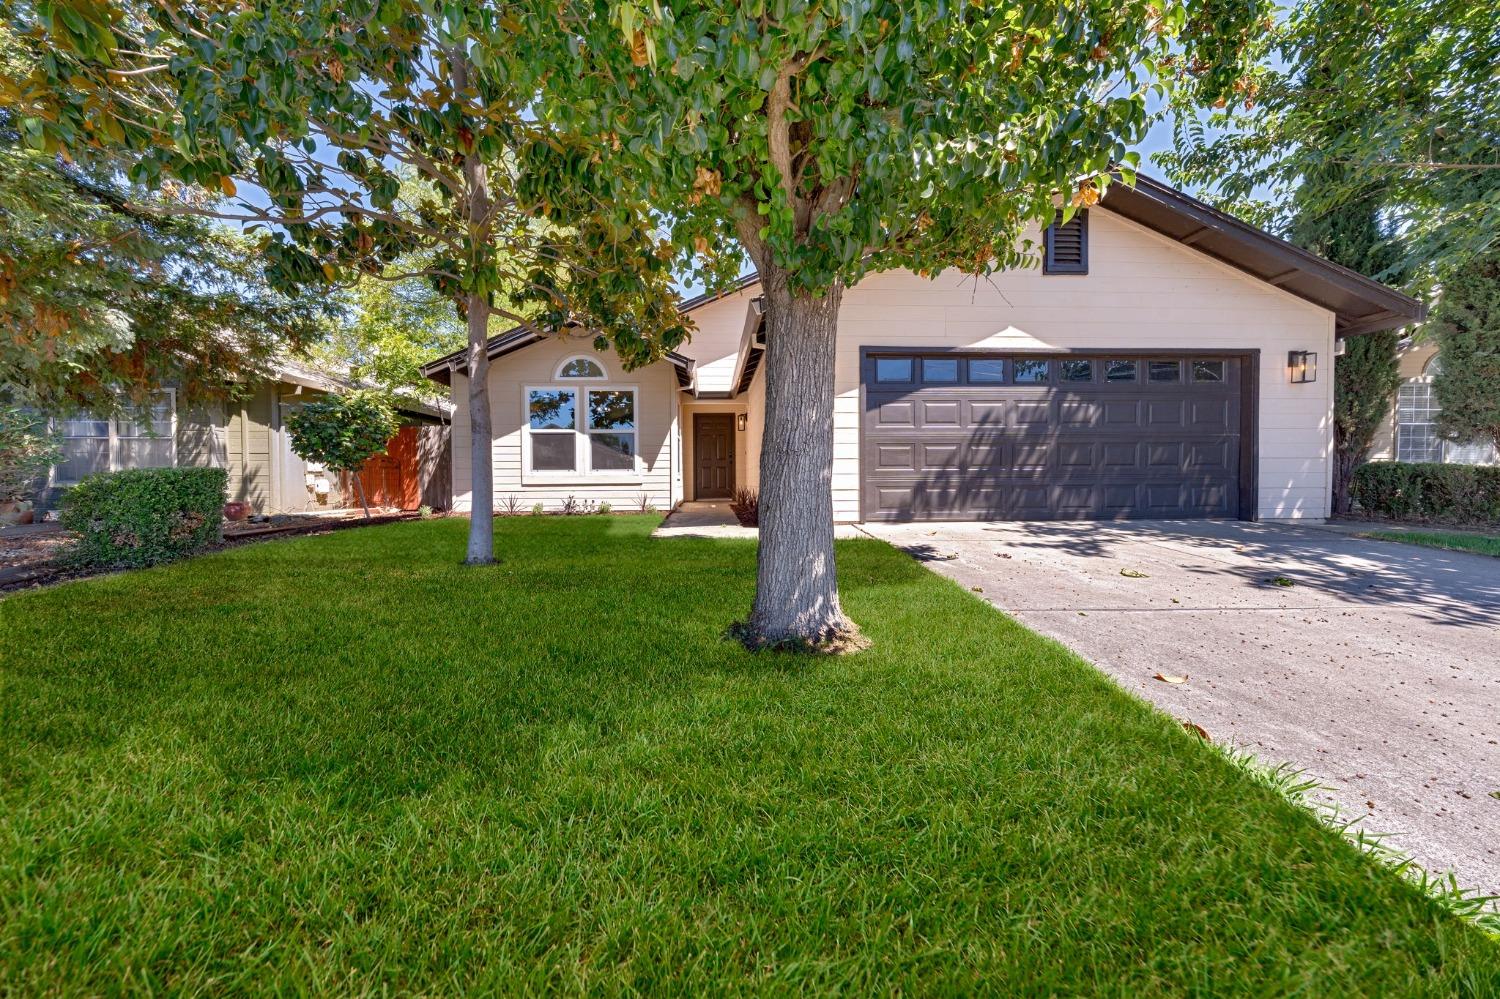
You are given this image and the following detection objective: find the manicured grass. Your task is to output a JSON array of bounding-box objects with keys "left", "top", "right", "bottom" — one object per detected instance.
[
  {"left": 1362, "top": 528, "right": 1500, "bottom": 558},
  {"left": 2, "top": 516, "right": 1496, "bottom": 994}
]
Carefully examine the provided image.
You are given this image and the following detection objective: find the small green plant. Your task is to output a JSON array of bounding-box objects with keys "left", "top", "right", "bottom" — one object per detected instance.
[
  {"left": 60, "top": 466, "right": 227, "bottom": 569},
  {"left": 418, "top": 504, "right": 433, "bottom": 519},
  {"left": 286, "top": 391, "right": 399, "bottom": 520},
  {"left": 531, "top": 502, "right": 544, "bottom": 516},
  {"left": 0, "top": 406, "right": 61, "bottom": 504},
  {"left": 729, "top": 487, "right": 758, "bottom": 527},
  {"left": 597, "top": 502, "right": 611, "bottom": 515}
]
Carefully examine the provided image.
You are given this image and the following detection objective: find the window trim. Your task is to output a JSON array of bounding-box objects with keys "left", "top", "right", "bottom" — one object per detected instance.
[
  {"left": 554, "top": 354, "right": 609, "bottom": 381},
  {"left": 522, "top": 383, "right": 642, "bottom": 483},
  {"left": 48, "top": 388, "right": 177, "bottom": 487}
]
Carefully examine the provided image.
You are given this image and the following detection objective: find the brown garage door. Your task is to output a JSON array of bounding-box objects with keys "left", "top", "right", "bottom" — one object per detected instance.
[{"left": 861, "top": 352, "right": 1248, "bottom": 521}]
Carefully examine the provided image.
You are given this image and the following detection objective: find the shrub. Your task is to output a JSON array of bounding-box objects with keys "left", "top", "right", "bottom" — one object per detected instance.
[
  {"left": 1350, "top": 462, "right": 1500, "bottom": 524},
  {"left": 286, "top": 391, "right": 400, "bottom": 520},
  {"left": 730, "top": 487, "right": 759, "bottom": 527},
  {"left": 598, "top": 502, "right": 611, "bottom": 515},
  {"left": 61, "top": 466, "right": 228, "bottom": 568},
  {"left": 531, "top": 502, "right": 545, "bottom": 516}
]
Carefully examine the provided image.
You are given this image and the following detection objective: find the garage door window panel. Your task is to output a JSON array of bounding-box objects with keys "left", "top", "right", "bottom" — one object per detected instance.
[
  {"left": 969, "top": 359, "right": 1006, "bottom": 383},
  {"left": 1060, "top": 359, "right": 1094, "bottom": 382},
  {"left": 1013, "top": 359, "right": 1050, "bottom": 384},
  {"left": 1105, "top": 360, "right": 1138, "bottom": 383},
  {"left": 874, "top": 357, "right": 914, "bottom": 383},
  {"left": 1149, "top": 360, "right": 1182, "bottom": 383},
  {"left": 922, "top": 358, "right": 959, "bottom": 383}
]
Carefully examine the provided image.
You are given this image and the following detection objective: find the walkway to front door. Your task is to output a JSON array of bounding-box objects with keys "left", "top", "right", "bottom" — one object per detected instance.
[{"left": 693, "top": 414, "right": 735, "bottom": 499}]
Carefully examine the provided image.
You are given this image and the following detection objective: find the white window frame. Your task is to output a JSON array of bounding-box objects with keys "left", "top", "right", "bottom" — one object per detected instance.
[
  {"left": 554, "top": 355, "right": 609, "bottom": 381},
  {"left": 48, "top": 389, "right": 177, "bottom": 487},
  {"left": 522, "top": 383, "right": 641, "bottom": 484}
]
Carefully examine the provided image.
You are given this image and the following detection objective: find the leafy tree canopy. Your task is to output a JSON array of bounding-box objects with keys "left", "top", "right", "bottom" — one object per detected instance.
[
  {"left": 0, "top": 25, "right": 326, "bottom": 415},
  {"left": 1431, "top": 251, "right": 1500, "bottom": 453},
  {"left": 1161, "top": 0, "right": 1499, "bottom": 287},
  {"left": 529, "top": 0, "right": 1266, "bottom": 292}
]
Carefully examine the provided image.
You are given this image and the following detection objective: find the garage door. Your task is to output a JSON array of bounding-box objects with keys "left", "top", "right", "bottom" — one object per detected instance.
[{"left": 861, "top": 353, "right": 1247, "bottom": 521}]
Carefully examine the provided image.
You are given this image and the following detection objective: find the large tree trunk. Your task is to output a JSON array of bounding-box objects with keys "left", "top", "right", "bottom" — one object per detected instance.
[
  {"left": 464, "top": 291, "right": 494, "bottom": 564},
  {"left": 1331, "top": 441, "right": 1357, "bottom": 516},
  {"left": 741, "top": 272, "right": 862, "bottom": 649}
]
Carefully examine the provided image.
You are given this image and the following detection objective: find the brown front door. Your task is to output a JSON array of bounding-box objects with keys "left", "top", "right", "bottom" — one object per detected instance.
[{"left": 693, "top": 414, "right": 735, "bottom": 499}]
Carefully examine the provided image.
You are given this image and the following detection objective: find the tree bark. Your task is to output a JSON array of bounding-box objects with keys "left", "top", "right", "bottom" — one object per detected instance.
[
  {"left": 352, "top": 468, "right": 372, "bottom": 521},
  {"left": 741, "top": 271, "right": 862, "bottom": 649},
  {"left": 464, "top": 291, "right": 495, "bottom": 564},
  {"left": 452, "top": 48, "right": 495, "bottom": 565}
]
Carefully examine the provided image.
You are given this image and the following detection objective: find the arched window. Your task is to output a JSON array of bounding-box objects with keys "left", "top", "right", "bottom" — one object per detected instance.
[{"left": 556, "top": 355, "right": 607, "bottom": 380}]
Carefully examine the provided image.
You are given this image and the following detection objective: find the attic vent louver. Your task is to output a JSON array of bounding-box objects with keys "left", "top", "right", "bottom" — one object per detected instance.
[{"left": 1044, "top": 210, "right": 1089, "bottom": 274}]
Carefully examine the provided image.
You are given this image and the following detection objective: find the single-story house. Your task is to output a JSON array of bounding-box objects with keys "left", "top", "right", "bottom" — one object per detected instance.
[
  {"left": 43, "top": 362, "right": 453, "bottom": 515},
  {"left": 421, "top": 176, "right": 1425, "bottom": 523},
  {"left": 1367, "top": 340, "right": 1499, "bottom": 466}
]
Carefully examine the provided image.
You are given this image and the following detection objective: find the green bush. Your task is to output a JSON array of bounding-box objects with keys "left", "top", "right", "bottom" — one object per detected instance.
[
  {"left": 1350, "top": 462, "right": 1500, "bottom": 524},
  {"left": 61, "top": 467, "right": 228, "bottom": 568}
]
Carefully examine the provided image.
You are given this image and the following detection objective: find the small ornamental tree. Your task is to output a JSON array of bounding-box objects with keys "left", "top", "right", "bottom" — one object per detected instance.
[
  {"left": 286, "top": 391, "right": 400, "bottom": 519},
  {"left": 9, "top": 0, "right": 690, "bottom": 564},
  {"left": 1431, "top": 252, "right": 1500, "bottom": 454},
  {"left": 532, "top": 0, "right": 1266, "bottom": 649}
]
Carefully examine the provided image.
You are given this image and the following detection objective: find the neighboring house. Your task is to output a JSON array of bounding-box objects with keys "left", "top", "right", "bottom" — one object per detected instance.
[
  {"left": 1367, "top": 341, "right": 1499, "bottom": 466},
  {"left": 44, "top": 362, "right": 453, "bottom": 515},
  {"left": 421, "top": 176, "right": 1424, "bottom": 523}
]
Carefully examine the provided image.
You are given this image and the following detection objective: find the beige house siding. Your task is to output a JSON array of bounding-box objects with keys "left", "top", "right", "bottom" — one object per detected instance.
[
  {"left": 685, "top": 210, "right": 1336, "bottom": 521},
  {"left": 177, "top": 402, "right": 228, "bottom": 469},
  {"left": 449, "top": 336, "right": 679, "bottom": 513}
]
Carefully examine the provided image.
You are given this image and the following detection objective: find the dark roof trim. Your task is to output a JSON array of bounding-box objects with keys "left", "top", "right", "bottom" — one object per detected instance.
[
  {"left": 421, "top": 326, "right": 696, "bottom": 391},
  {"left": 419, "top": 274, "right": 757, "bottom": 389},
  {"left": 1101, "top": 175, "right": 1425, "bottom": 333},
  {"left": 729, "top": 297, "right": 767, "bottom": 397}
]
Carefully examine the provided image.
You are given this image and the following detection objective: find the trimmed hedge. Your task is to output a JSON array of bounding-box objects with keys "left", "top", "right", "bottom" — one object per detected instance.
[
  {"left": 1349, "top": 461, "right": 1500, "bottom": 524},
  {"left": 61, "top": 467, "right": 228, "bottom": 569}
]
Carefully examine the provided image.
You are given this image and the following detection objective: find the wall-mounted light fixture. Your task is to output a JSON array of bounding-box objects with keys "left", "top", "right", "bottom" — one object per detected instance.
[
  {"left": 1288, "top": 350, "right": 1317, "bottom": 384},
  {"left": 736, "top": 413, "right": 748, "bottom": 432}
]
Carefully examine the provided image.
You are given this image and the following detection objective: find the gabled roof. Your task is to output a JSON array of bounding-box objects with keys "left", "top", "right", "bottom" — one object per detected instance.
[
  {"left": 1101, "top": 176, "right": 1424, "bottom": 335},
  {"left": 421, "top": 176, "right": 1424, "bottom": 391}
]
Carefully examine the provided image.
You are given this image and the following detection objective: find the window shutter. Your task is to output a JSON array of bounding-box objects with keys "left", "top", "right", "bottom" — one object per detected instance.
[{"left": 1044, "top": 210, "right": 1089, "bottom": 274}]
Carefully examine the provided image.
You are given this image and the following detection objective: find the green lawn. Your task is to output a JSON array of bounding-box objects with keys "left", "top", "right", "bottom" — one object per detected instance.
[
  {"left": 1362, "top": 528, "right": 1500, "bottom": 558},
  {"left": 2, "top": 516, "right": 1496, "bottom": 994}
]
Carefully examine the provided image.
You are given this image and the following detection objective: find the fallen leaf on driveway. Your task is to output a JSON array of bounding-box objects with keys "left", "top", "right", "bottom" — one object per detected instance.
[
  {"left": 1490, "top": 791, "right": 1500, "bottom": 800},
  {"left": 1183, "top": 722, "right": 1210, "bottom": 741},
  {"left": 1153, "top": 673, "right": 1189, "bottom": 684},
  {"left": 995, "top": 552, "right": 1012, "bottom": 559},
  {"left": 1267, "top": 575, "right": 1295, "bottom": 587},
  {"left": 970, "top": 586, "right": 984, "bottom": 593},
  {"left": 1120, "top": 568, "right": 1149, "bottom": 578}
]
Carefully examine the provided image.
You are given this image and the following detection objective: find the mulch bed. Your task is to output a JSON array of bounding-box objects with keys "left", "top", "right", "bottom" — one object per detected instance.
[{"left": 0, "top": 511, "right": 424, "bottom": 596}]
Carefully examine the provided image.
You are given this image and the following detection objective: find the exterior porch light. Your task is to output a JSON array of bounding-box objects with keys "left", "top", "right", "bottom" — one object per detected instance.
[
  {"left": 1288, "top": 350, "right": 1317, "bottom": 384},
  {"left": 736, "top": 413, "right": 748, "bottom": 432}
]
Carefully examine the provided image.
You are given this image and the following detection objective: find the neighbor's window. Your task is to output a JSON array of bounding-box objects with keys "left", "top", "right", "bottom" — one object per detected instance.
[
  {"left": 1013, "top": 359, "right": 1049, "bottom": 384},
  {"left": 557, "top": 356, "right": 606, "bottom": 379},
  {"left": 1395, "top": 382, "right": 1442, "bottom": 463},
  {"left": 52, "top": 390, "right": 175, "bottom": 485},
  {"left": 527, "top": 385, "right": 638, "bottom": 475}
]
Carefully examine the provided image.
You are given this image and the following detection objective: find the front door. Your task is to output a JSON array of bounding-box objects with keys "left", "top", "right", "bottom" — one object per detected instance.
[{"left": 693, "top": 414, "right": 735, "bottom": 499}]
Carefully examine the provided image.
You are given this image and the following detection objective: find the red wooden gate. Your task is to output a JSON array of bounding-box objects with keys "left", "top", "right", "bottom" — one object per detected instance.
[{"left": 354, "top": 425, "right": 421, "bottom": 511}]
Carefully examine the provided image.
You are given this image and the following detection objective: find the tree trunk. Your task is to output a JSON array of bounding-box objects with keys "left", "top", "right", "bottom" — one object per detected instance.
[
  {"left": 451, "top": 46, "right": 495, "bottom": 566},
  {"left": 1331, "top": 442, "right": 1357, "bottom": 516},
  {"left": 741, "top": 273, "right": 862, "bottom": 649},
  {"left": 352, "top": 467, "right": 372, "bottom": 520},
  {"left": 464, "top": 291, "right": 495, "bottom": 564}
]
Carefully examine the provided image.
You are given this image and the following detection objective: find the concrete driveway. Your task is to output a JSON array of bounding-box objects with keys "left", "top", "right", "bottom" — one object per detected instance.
[{"left": 860, "top": 519, "right": 1500, "bottom": 896}]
